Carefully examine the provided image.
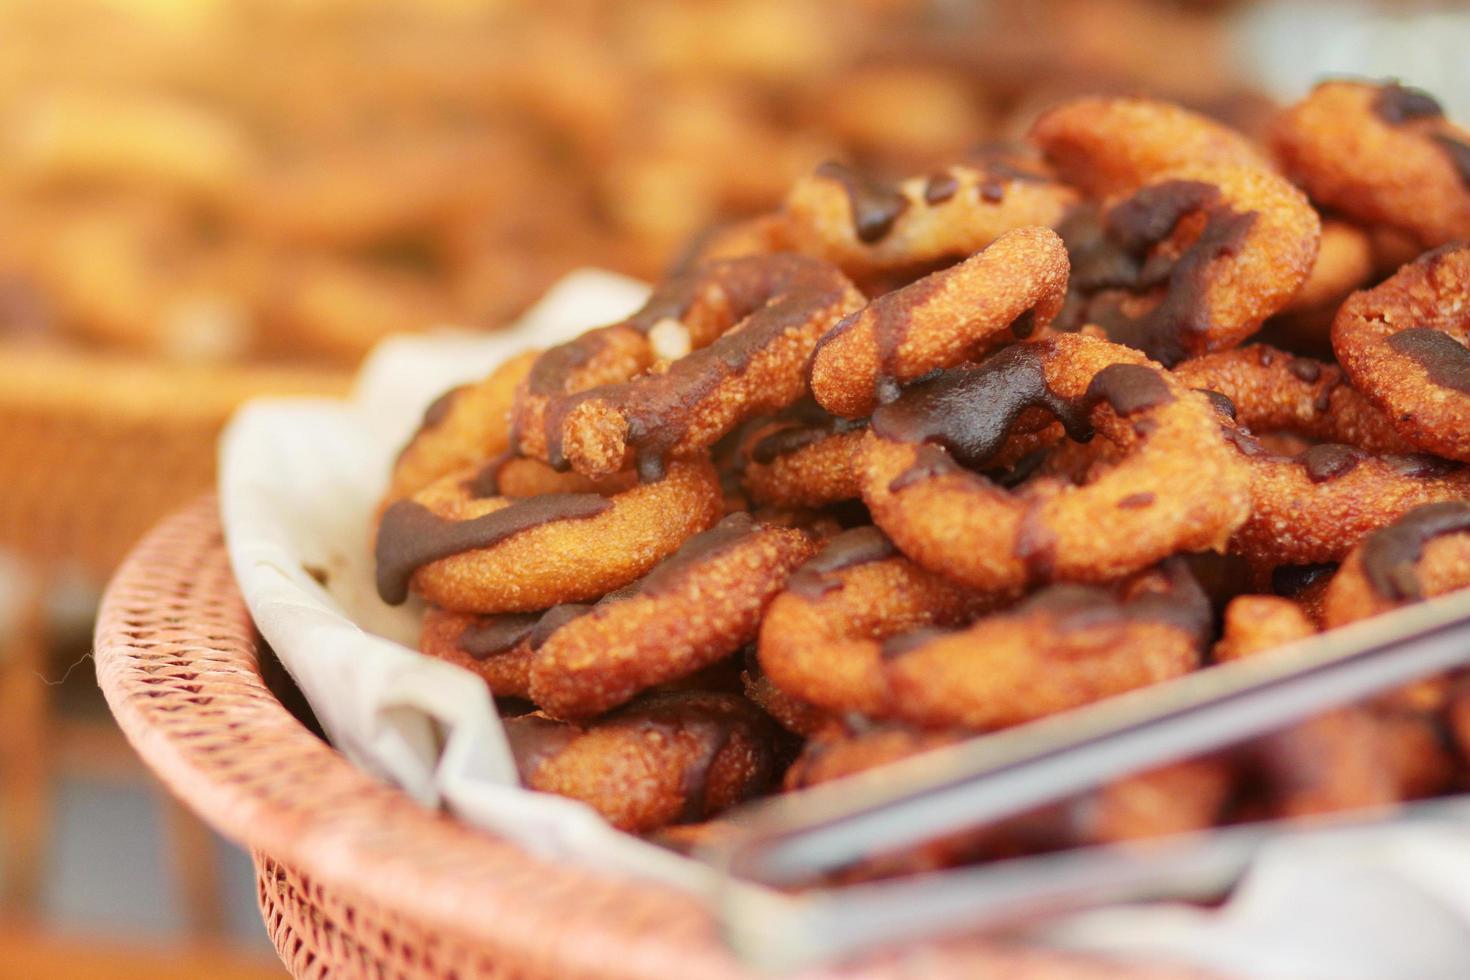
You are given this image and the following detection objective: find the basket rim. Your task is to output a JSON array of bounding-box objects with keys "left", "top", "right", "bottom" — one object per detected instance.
[{"left": 94, "top": 496, "right": 1206, "bottom": 980}]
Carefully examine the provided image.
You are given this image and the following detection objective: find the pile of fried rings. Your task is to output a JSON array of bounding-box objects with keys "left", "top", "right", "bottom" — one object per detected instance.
[{"left": 374, "top": 81, "right": 1470, "bottom": 873}]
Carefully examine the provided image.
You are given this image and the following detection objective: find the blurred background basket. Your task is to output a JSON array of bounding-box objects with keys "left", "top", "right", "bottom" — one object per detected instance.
[{"left": 94, "top": 497, "right": 1211, "bottom": 979}]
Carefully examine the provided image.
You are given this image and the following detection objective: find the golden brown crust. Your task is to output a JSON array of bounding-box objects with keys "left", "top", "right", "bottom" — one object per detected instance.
[
  {"left": 529, "top": 516, "right": 818, "bottom": 719},
  {"left": 1272, "top": 80, "right": 1470, "bottom": 248}
]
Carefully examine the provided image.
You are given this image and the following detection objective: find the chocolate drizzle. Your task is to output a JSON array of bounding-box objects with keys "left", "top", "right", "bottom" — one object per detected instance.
[
  {"left": 922, "top": 171, "right": 959, "bottom": 205},
  {"left": 1021, "top": 560, "right": 1212, "bottom": 643},
  {"left": 870, "top": 345, "right": 1091, "bottom": 471},
  {"left": 463, "top": 450, "right": 515, "bottom": 498},
  {"left": 1430, "top": 135, "right": 1470, "bottom": 189},
  {"left": 1373, "top": 83, "right": 1444, "bottom": 125},
  {"left": 1272, "top": 563, "right": 1337, "bottom": 598},
  {"left": 541, "top": 254, "right": 858, "bottom": 481},
  {"left": 1359, "top": 501, "right": 1470, "bottom": 601},
  {"left": 1196, "top": 388, "right": 1237, "bottom": 419},
  {"left": 816, "top": 161, "right": 909, "bottom": 242},
  {"left": 503, "top": 715, "right": 582, "bottom": 783},
  {"left": 1300, "top": 443, "right": 1365, "bottom": 483},
  {"left": 1082, "top": 363, "right": 1174, "bottom": 417},
  {"left": 787, "top": 526, "right": 897, "bottom": 599},
  {"left": 1288, "top": 359, "right": 1323, "bottom": 383},
  {"left": 1387, "top": 328, "right": 1470, "bottom": 394},
  {"left": 420, "top": 386, "right": 463, "bottom": 430},
  {"left": 749, "top": 403, "right": 867, "bottom": 465},
  {"left": 374, "top": 494, "right": 612, "bottom": 605},
  {"left": 459, "top": 613, "right": 540, "bottom": 660}
]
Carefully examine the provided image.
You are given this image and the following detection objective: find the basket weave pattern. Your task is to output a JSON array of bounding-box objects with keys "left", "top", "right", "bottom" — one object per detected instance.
[{"left": 95, "top": 498, "right": 1213, "bottom": 979}]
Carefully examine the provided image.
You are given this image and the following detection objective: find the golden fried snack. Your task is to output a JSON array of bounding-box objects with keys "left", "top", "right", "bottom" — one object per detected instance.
[
  {"left": 1332, "top": 242, "right": 1470, "bottom": 462},
  {"left": 1271, "top": 80, "right": 1470, "bottom": 248},
  {"left": 757, "top": 527, "right": 988, "bottom": 717},
  {"left": 1060, "top": 164, "right": 1320, "bottom": 365},
  {"left": 1213, "top": 595, "right": 1317, "bottom": 664},
  {"left": 1080, "top": 759, "right": 1234, "bottom": 844},
  {"left": 737, "top": 401, "right": 866, "bottom": 509},
  {"left": 420, "top": 604, "right": 539, "bottom": 699},
  {"left": 1282, "top": 219, "right": 1376, "bottom": 315},
  {"left": 740, "top": 660, "right": 838, "bottom": 739},
  {"left": 1320, "top": 502, "right": 1470, "bottom": 629},
  {"left": 386, "top": 350, "right": 539, "bottom": 504},
  {"left": 374, "top": 457, "right": 722, "bottom": 612},
  {"left": 504, "top": 692, "right": 777, "bottom": 833},
  {"left": 807, "top": 226, "right": 1070, "bottom": 417},
  {"left": 529, "top": 513, "right": 817, "bottom": 719},
  {"left": 883, "top": 562, "right": 1208, "bottom": 730},
  {"left": 515, "top": 254, "right": 864, "bottom": 480},
  {"left": 859, "top": 335, "right": 1250, "bottom": 592},
  {"left": 1172, "top": 344, "right": 1413, "bottom": 454},
  {"left": 1030, "top": 95, "right": 1267, "bottom": 196},
  {"left": 781, "top": 156, "right": 1079, "bottom": 278}
]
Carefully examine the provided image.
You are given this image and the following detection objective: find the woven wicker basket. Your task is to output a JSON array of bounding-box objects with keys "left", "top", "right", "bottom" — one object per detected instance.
[
  {"left": 0, "top": 343, "right": 347, "bottom": 579},
  {"left": 95, "top": 498, "right": 1216, "bottom": 980}
]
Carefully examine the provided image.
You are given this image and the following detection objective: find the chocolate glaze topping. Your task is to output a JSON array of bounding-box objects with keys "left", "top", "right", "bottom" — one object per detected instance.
[
  {"left": 1020, "top": 560, "right": 1211, "bottom": 642},
  {"left": 1083, "top": 363, "right": 1174, "bottom": 417},
  {"left": 1360, "top": 501, "right": 1470, "bottom": 601},
  {"left": 1010, "top": 308, "right": 1038, "bottom": 339},
  {"left": 503, "top": 715, "right": 582, "bottom": 783},
  {"left": 1196, "top": 388, "right": 1237, "bottom": 420},
  {"left": 1431, "top": 135, "right": 1470, "bottom": 189},
  {"left": 459, "top": 612, "right": 540, "bottom": 660},
  {"left": 1388, "top": 328, "right": 1470, "bottom": 395},
  {"left": 787, "top": 526, "right": 897, "bottom": 599},
  {"left": 463, "top": 450, "right": 516, "bottom": 498},
  {"left": 870, "top": 345, "right": 1092, "bottom": 470},
  {"left": 922, "top": 171, "right": 959, "bottom": 205},
  {"left": 543, "top": 254, "right": 857, "bottom": 481},
  {"left": 1373, "top": 83, "right": 1444, "bottom": 125},
  {"left": 1094, "top": 181, "right": 1259, "bottom": 366},
  {"left": 816, "top": 161, "right": 909, "bottom": 243},
  {"left": 749, "top": 400, "right": 868, "bottom": 464},
  {"left": 1288, "top": 359, "right": 1323, "bottom": 383},
  {"left": 374, "top": 494, "right": 612, "bottom": 605},
  {"left": 1300, "top": 443, "right": 1365, "bottom": 483},
  {"left": 420, "top": 386, "right": 463, "bottom": 430},
  {"left": 1272, "top": 562, "right": 1337, "bottom": 597}
]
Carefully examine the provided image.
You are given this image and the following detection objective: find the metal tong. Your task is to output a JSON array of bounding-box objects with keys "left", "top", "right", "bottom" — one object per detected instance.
[{"left": 702, "top": 589, "right": 1470, "bottom": 969}]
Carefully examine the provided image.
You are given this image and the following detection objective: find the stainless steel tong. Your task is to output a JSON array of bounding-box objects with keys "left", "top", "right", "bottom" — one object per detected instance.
[{"left": 701, "top": 589, "right": 1470, "bottom": 969}]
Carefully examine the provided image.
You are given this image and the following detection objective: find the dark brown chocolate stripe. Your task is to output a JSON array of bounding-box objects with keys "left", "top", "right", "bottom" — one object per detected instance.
[
  {"left": 787, "top": 525, "right": 897, "bottom": 599},
  {"left": 463, "top": 450, "right": 516, "bottom": 498},
  {"left": 421, "top": 386, "right": 463, "bottom": 430},
  {"left": 1383, "top": 453, "right": 1459, "bottom": 478},
  {"left": 636, "top": 512, "right": 757, "bottom": 597},
  {"left": 750, "top": 413, "right": 867, "bottom": 464},
  {"left": 1387, "top": 328, "right": 1470, "bottom": 394},
  {"left": 1272, "top": 563, "right": 1337, "bottom": 597},
  {"left": 547, "top": 254, "right": 856, "bottom": 481},
  {"left": 1360, "top": 501, "right": 1470, "bottom": 601},
  {"left": 1300, "top": 443, "right": 1365, "bottom": 483},
  {"left": 1094, "top": 181, "right": 1258, "bottom": 366},
  {"left": 528, "top": 604, "right": 595, "bottom": 649},
  {"left": 879, "top": 626, "right": 950, "bottom": 660},
  {"left": 870, "top": 344, "right": 1093, "bottom": 471},
  {"left": 374, "top": 494, "right": 612, "bottom": 605},
  {"left": 504, "top": 715, "right": 582, "bottom": 783},
  {"left": 1431, "top": 134, "right": 1470, "bottom": 189},
  {"left": 815, "top": 161, "right": 909, "bottom": 243},
  {"left": 1082, "top": 363, "right": 1173, "bottom": 417},
  {"left": 1017, "top": 559, "right": 1210, "bottom": 641},
  {"left": 922, "top": 171, "right": 959, "bottom": 205},
  {"left": 1373, "top": 82, "right": 1444, "bottom": 125},
  {"left": 459, "top": 613, "right": 540, "bottom": 660}
]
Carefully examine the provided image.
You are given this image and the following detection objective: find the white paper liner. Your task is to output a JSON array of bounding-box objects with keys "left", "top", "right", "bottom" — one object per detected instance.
[{"left": 220, "top": 269, "right": 1470, "bottom": 978}]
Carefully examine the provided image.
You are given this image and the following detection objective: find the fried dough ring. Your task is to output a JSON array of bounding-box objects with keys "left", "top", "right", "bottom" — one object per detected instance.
[
  {"left": 1061, "top": 164, "right": 1320, "bottom": 365},
  {"left": 1030, "top": 95, "right": 1267, "bottom": 197},
  {"left": 757, "top": 527, "right": 988, "bottom": 717},
  {"left": 420, "top": 604, "right": 539, "bottom": 699},
  {"left": 515, "top": 254, "right": 864, "bottom": 480},
  {"left": 781, "top": 157, "right": 1078, "bottom": 278},
  {"left": 858, "top": 335, "right": 1250, "bottom": 592},
  {"left": 374, "top": 457, "right": 722, "bottom": 612},
  {"left": 738, "top": 404, "right": 867, "bottom": 509},
  {"left": 1172, "top": 344, "right": 1414, "bottom": 454},
  {"left": 1320, "top": 502, "right": 1470, "bottom": 629},
  {"left": 1213, "top": 595, "right": 1317, "bottom": 664},
  {"left": 529, "top": 513, "right": 817, "bottom": 719},
  {"left": 504, "top": 692, "right": 777, "bottom": 833},
  {"left": 1332, "top": 242, "right": 1470, "bottom": 462},
  {"left": 387, "top": 351, "right": 539, "bottom": 504},
  {"left": 1271, "top": 80, "right": 1470, "bottom": 248},
  {"left": 807, "top": 226, "right": 1070, "bottom": 417},
  {"left": 883, "top": 561, "right": 1208, "bottom": 730}
]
